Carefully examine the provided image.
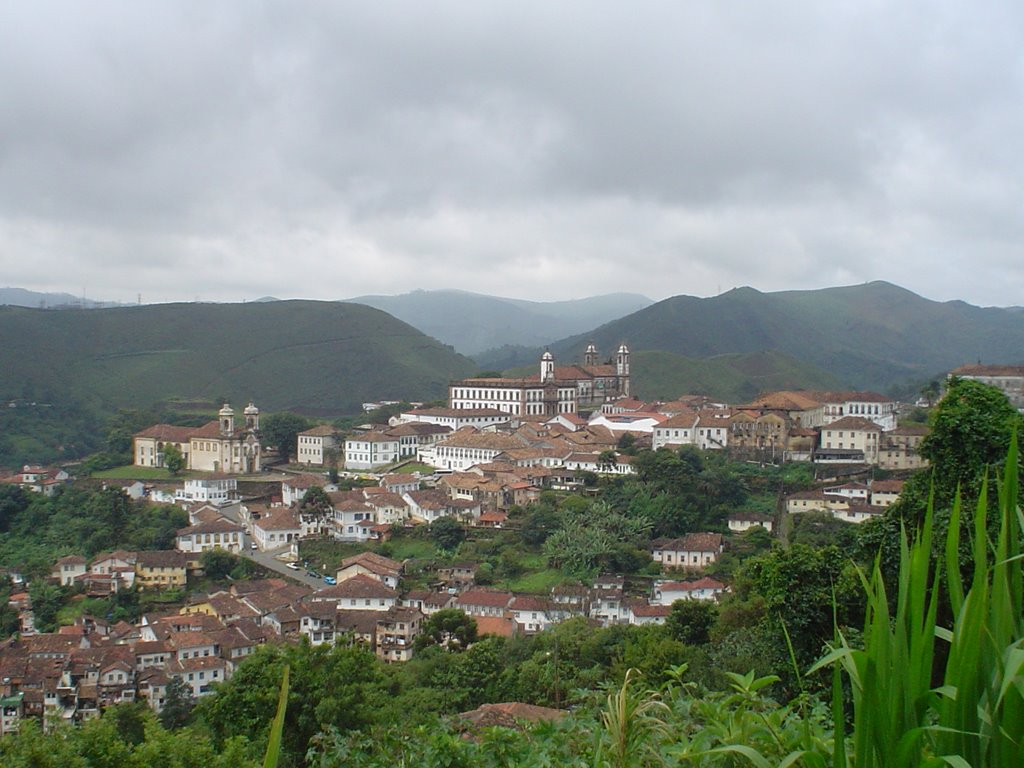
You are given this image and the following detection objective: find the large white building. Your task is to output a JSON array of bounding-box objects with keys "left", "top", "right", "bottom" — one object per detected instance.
[
  {"left": 449, "top": 344, "right": 631, "bottom": 418},
  {"left": 344, "top": 432, "right": 400, "bottom": 471}
]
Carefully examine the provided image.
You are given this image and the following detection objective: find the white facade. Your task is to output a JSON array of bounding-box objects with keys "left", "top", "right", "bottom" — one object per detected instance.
[
  {"left": 344, "top": 433, "right": 400, "bottom": 471},
  {"left": 174, "top": 477, "right": 237, "bottom": 504}
]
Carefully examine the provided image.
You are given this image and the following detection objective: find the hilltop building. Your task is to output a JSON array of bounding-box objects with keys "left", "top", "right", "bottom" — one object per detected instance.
[
  {"left": 448, "top": 343, "right": 631, "bottom": 417},
  {"left": 133, "top": 403, "right": 261, "bottom": 474}
]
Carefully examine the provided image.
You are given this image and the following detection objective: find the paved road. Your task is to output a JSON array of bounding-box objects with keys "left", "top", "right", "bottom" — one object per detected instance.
[{"left": 244, "top": 546, "right": 329, "bottom": 590}]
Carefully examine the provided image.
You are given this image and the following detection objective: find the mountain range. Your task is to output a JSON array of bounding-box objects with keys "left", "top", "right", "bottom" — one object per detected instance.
[
  {"left": 543, "top": 281, "right": 1024, "bottom": 394},
  {"left": 345, "top": 290, "right": 653, "bottom": 355}
]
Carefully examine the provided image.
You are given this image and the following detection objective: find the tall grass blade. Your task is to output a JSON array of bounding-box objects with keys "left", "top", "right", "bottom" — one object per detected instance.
[{"left": 263, "top": 664, "right": 290, "bottom": 768}]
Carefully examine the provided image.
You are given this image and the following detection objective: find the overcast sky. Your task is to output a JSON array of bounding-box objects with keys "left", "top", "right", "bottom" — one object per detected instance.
[{"left": 1, "top": 1, "right": 1022, "bottom": 307}]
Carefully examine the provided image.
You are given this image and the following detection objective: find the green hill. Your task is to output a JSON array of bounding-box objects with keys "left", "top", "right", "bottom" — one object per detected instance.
[
  {"left": 0, "top": 301, "right": 475, "bottom": 416},
  {"left": 550, "top": 281, "right": 1024, "bottom": 393}
]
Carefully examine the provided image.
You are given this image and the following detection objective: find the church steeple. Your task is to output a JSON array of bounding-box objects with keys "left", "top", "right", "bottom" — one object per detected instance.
[
  {"left": 584, "top": 342, "right": 598, "bottom": 367},
  {"left": 541, "top": 350, "right": 555, "bottom": 383},
  {"left": 218, "top": 403, "right": 235, "bottom": 436}
]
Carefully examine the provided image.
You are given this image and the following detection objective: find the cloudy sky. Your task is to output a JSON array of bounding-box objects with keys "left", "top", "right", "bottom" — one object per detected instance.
[{"left": 1, "top": 1, "right": 1021, "bottom": 307}]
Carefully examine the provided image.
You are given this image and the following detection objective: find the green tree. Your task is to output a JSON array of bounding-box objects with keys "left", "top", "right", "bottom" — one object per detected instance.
[
  {"left": 415, "top": 608, "right": 479, "bottom": 652},
  {"left": 158, "top": 677, "right": 195, "bottom": 730},
  {"left": 665, "top": 599, "right": 718, "bottom": 645},
  {"left": 260, "top": 412, "right": 312, "bottom": 463},
  {"left": 162, "top": 443, "right": 185, "bottom": 475},
  {"left": 200, "top": 548, "right": 238, "bottom": 581},
  {"left": 918, "top": 377, "right": 1023, "bottom": 505},
  {"left": 430, "top": 517, "right": 466, "bottom": 551},
  {"left": 299, "top": 485, "right": 334, "bottom": 536}
]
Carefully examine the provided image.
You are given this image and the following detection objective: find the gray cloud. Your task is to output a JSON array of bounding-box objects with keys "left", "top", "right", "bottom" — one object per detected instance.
[{"left": 1, "top": 1, "right": 1022, "bottom": 306}]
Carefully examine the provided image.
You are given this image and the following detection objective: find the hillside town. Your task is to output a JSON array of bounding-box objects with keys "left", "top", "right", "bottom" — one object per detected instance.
[{"left": 0, "top": 358, "right": 1020, "bottom": 734}]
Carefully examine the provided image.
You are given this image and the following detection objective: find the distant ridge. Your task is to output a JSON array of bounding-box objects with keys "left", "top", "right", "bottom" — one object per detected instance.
[
  {"left": 0, "top": 287, "right": 121, "bottom": 309},
  {"left": 0, "top": 301, "right": 475, "bottom": 415},
  {"left": 548, "top": 281, "right": 1024, "bottom": 393},
  {"left": 346, "top": 289, "right": 653, "bottom": 355}
]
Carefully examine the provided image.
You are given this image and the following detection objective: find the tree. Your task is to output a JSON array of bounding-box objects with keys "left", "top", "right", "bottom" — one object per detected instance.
[
  {"left": 260, "top": 412, "right": 312, "bottom": 463},
  {"left": 597, "top": 449, "right": 619, "bottom": 473},
  {"left": 415, "top": 608, "right": 479, "bottom": 651},
  {"left": 299, "top": 486, "right": 333, "bottom": 536},
  {"left": 430, "top": 517, "right": 465, "bottom": 551},
  {"left": 162, "top": 443, "right": 185, "bottom": 475},
  {"left": 665, "top": 599, "right": 718, "bottom": 645},
  {"left": 200, "top": 549, "right": 237, "bottom": 581},
  {"left": 159, "top": 677, "right": 195, "bottom": 730},
  {"left": 918, "top": 377, "right": 1023, "bottom": 505}
]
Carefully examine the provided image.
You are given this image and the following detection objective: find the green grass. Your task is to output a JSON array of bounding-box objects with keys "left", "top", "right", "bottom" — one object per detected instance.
[
  {"left": 395, "top": 463, "right": 434, "bottom": 474},
  {"left": 505, "top": 569, "right": 566, "bottom": 594},
  {"left": 90, "top": 465, "right": 179, "bottom": 480}
]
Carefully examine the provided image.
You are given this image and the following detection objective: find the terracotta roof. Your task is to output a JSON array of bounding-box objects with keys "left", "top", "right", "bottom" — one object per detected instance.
[
  {"left": 951, "top": 364, "right": 1024, "bottom": 377},
  {"left": 299, "top": 425, "right": 337, "bottom": 437},
  {"left": 871, "top": 480, "right": 905, "bottom": 493},
  {"left": 457, "top": 590, "right": 513, "bottom": 609},
  {"left": 653, "top": 533, "right": 723, "bottom": 553},
  {"left": 176, "top": 519, "right": 243, "bottom": 536},
  {"left": 254, "top": 508, "right": 300, "bottom": 532},
  {"left": 315, "top": 573, "right": 398, "bottom": 600},
  {"left": 134, "top": 424, "right": 197, "bottom": 442},
  {"left": 136, "top": 550, "right": 189, "bottom": 568},
  {"left": 474, "top": 615, "right": 517, "bottom": 638},
  {"left": 339, "top": 552, "right": 402, "bottom": 576},
  {"left": 824, "top": 416, "right": 882, "bottom": 431}
]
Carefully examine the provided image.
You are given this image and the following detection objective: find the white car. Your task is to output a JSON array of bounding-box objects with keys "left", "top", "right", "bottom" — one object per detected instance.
[{"left": 286, "top": 562, "right": 301, "bottom": 571}]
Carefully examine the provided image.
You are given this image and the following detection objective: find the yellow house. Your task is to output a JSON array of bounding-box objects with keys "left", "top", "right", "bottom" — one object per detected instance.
[{"left": 135, "top": 551, "right": 190, "bottom": 589}]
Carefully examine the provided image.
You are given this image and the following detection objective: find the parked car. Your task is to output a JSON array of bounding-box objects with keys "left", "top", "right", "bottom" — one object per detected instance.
[
  {"left": 286, "top": 562, "right": 300, "bottom": 571},
  {"left": 323, "top": 576, "right": 337, "bottom": 585}
]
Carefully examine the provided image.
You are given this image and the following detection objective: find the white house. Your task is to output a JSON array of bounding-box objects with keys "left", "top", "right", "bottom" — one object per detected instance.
[
  {"left": 175, "top": 476, "right": 237, "bottom": 504},
  {"left": 344, "top": 432, "right": 401, "bottom": 471},
  {"left": 296, "top": 425, "right": 339, "bottom": 467},
  {"left": 653, "top": 577, "right": 727, "bottom": 604},
  {"left": 651, "top": 533, "right": 724, "bottom": 570},
  {"left": 175, "top": 519, "right": 246, "bottom": 554},
  {"left": 251, "top": 508, "right": 302, "bottom": 551}
]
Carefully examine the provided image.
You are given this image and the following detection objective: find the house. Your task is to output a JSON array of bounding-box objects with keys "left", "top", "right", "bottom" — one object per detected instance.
[
  {"left": 297, "top": 425, "right": 339, "bottom": 467},
  {"left": 727, "top": 512, "right": 773, "bottom": 534},
  {"left": 379, "top": 474, "right": 421, "bottom": 495},
  {"left": 52, "top": 556, "right": 88, "bottom": 587},
  {"left": 587, "top": 412, "right": 667, "bottom": 436},
  {"left": 313, "top": 573, "right": 399, "bottom": 611},
  {"left": 375, "top": 607, "right": 423, "bottom": 663},
  {"left": 427, "top": 430, "right": 528, "bottom": 472},
  {"left": 818, "top": 416, "right": 882, "bottom": 464},
  {"left": 870, "top": 479, "right": 904, "bottom": 507},
  {"left": 625, "top": 601, "right": 672, "bottom": 626},
  {"left": 456, "top": 589, "right": 514, "bottom": 618},
  {"left": 174, "top": 476, "right": 237, "bottom": 505},
  {"left": 384, "top": 422, "right": 453, "bottom": 459},
  {"left": 508, "top": 596, "right": 553, "bottom": 634},
  {"left": 824, "top": 481, "right": 870, "bottom": 502},
  {"left": 403, "top": 490, "right": 480, "bottom": 524},
  {"left": 134, "top": 551, "right": 190, "bottom": 589},
  {"left": 336, "top": 552, "right": 403, "bottom": 589},
  {"left": 251, "top": 508, "right": 302, "bottom": 551},
  {"left": 651, "top": 533, "right": 724, "bottom": 570},
  {"left": 879, "top": 424, "right": 930, "bottom": 470},
  {"left": 344, "top": 431, "right": 401, "bottom": 471},
  {"left": 651, "top": 410, "right": 701, "bottom": 450},
  {"left": 175, "top": 519, "right": 246, "bottom": 554},
  {"left": 653, "top": 577, "right": 727, "bottom": 604},
  {"left": 166, "top": 656, "right": 229, "bottom": 698}
]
